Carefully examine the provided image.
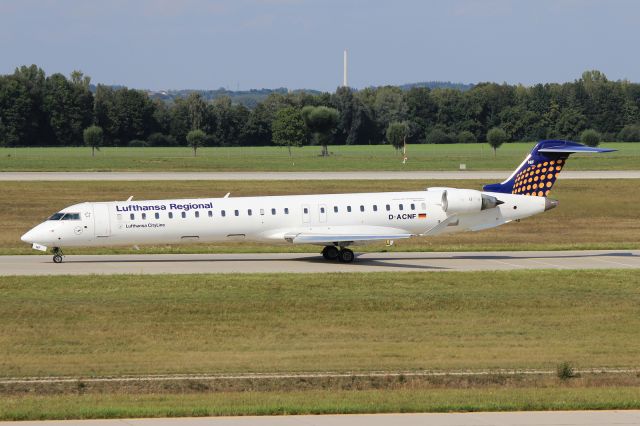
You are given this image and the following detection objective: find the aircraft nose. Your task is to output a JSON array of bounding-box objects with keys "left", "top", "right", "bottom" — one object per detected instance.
[{"left": 21, "top": 229, "right": 35, "bottom": 243}]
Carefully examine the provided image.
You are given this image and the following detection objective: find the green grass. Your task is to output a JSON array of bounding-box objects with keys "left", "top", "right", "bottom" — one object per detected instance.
[
  {"left": 4, "top": 179, "right": 639, "bottom": 254},
  {"left": 3, "top": 387, "right": 640, "bottom": 420},
  {"left": 1, "top": 270, "right": 639, "bottom": 378},
  {"left": 0, "top": 142, "right": 637, "bottom": 171}
]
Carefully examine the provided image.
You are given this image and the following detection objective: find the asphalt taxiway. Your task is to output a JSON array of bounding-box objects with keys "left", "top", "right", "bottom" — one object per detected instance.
[
  {"left": 1, "top": 250, "right": 638, "bottom": 275},
  {"left": 1, "top": 170, "right": 639, "bottom": 180},
  {"left": 4, "top": 411, "right": 640, "bottom": 426}
]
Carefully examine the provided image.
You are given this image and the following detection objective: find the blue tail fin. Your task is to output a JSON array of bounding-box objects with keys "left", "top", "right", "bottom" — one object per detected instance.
[{"left": 483, "top": 140, "right": 615, "bottom": 196}]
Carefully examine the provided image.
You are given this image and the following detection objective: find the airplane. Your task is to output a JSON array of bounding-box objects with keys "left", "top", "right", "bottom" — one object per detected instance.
[{"left": 21, "top": 140, "right": 614, "bottom": 264}]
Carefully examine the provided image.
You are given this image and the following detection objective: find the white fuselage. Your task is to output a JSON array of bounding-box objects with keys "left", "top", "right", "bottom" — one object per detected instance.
[{"left": 21, "top": 188, "right": 548, "bottom": 249}]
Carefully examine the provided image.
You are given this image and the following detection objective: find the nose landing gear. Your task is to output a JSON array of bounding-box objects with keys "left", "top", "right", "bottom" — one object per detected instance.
[
  {"left": 321, "top": 246, "right": 355, "bottom": 263},
  {"left": 52, "top": 247, "right": 64, "bottom": 264}
]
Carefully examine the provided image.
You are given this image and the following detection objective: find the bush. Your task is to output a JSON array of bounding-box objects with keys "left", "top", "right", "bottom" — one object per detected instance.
[
  {"left": 580, "top": 129, "right": 601, "bottom": 147},
  {"left": 618, "top": 124, "right": 640, "bottom": 142},
  {"left": 457, "top": 130, "right": 477, "bottom": 144},
  {"left": 128, "top": 139, "right": 149, "bottom": 147},
  {"left": 147, "top": 132, "right": 178, "bottom": 147},
  {"left": 556, "top": 361, "right": 576, "bottom": 380},
  {"left": 426, "top": 128, "right": 454, "bottom": 144}
]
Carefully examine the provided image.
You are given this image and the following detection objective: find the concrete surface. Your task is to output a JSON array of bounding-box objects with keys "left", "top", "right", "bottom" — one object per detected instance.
[
  {"left": 1, "top": 171, "right": 639, "bottom": 181},
  {"left": 3, "top": 411, "right": 640, "bottom": 426},
  {"left": 1, "top": 250, "right": 638, "bottom": 275}
]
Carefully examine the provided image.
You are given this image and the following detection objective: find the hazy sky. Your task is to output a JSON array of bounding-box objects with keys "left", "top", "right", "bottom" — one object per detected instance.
[{"left": 1, "top": 0, "right": 638, "bottom": 91}]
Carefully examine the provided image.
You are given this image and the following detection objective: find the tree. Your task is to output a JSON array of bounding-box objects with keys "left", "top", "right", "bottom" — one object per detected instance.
[
  {"left": 580, "top": 129, "right": 601, "bottom": 147},
  {"left": 186, "top": 129, "right": 206, "bottom": 156},
  {"left": 272, "top": 107, "right": 306, "bottom": 156},
  {"left": 83, "top": 125, "right": 103, "bottom": 156},
  {"left": 386, "top": 121, "right": 408, "bottom": 151},
  {"left": 301, "top": 106, "right": 339, "bottom": 156},
  {"left": 487, "top": 127, "right": 507, "bottom": 157}
]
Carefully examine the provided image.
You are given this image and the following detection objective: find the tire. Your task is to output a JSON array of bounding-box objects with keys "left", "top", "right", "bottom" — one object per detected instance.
[
  {"left": 338, "top": 248, "right": 355, "bottom": 263},
  {"left": 53, "top": 254, "right": 63, "bottom": 264},
  {"left": 322, "top": 246, "right": 339, "bottom": 260}
]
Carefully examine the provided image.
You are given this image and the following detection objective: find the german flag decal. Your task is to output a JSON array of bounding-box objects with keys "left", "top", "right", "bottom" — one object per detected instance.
[{"left": 418, "top": 213, "right": 427, "bottom": 219}]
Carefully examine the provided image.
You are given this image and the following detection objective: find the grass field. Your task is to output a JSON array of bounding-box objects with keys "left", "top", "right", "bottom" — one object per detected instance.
[
  {"left": 3, "top": 179, "right": 639, "bottom": 254},
  {"left": 3, "top": 387, "right": 640, "bottom": 420},
  {"left": 0, "top": 142, "right": 637, "bottom": 171},
  {"left": 1, "top": 270, "right": 639, "bottom": 377}
]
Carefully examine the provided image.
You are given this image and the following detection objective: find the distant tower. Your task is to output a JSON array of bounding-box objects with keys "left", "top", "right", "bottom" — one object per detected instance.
[{"left": 343, "top": 49, "right": 348, "bottom": 87}]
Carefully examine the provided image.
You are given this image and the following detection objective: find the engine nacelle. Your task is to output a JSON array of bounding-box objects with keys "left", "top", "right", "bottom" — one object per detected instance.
[{"left": 441, "top": 189, "right": 503, "bottom": 215}]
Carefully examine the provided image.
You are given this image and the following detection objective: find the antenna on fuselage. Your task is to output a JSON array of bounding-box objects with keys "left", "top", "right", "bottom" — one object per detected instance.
[
  {"left": 224, "top": 193, "right": 231, "bottom": 198},
  {"left": 126, "top": 196, "right": 133, "bottom": 201}
]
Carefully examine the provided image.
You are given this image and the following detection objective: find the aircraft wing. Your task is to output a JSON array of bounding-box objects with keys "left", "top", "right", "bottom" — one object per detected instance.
[{"left": 282, "top": 226, "right": 413, "bottom": 244}]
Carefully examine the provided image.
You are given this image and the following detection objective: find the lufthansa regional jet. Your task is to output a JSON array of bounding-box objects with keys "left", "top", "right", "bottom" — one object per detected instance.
[{"left": 21, "top": 140, "right": 614, "bottom": 264}]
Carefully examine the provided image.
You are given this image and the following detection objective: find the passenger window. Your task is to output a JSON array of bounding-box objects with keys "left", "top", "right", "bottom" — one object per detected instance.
[
  {"left": 142, "top": 213, "right": 146, "bottom": 220},
  {"left": 208, "top": 211, "right": 213, "bottom": 218},
  {"left": 373, "top": 205, "right": 378, "bottom": 212},
  {"left": 234, "top": 210, "right": 239, "bottom": 216},
  {"left": 284, "top": 208, "right": 289, "bottom": 214},
  {"left": 248, "top": 209, "right": 252, "bottom": 216},
  {"left": 260, "top": 209, "right": 265, "bottom": 215},
  {"left": 221, "top": 210, "right": 226, "bottom": 217},
  {"left": 347, "top": 206, "right": 352, "bottom": 212},
  {"left": 155, "top": 212, "right": 159, "bottom": 219},
  {"left": 421, "top": 202, "right": 427, "bottom": 210},
  {"left": 271, "top": 208, "right": 276, "bottom": 215},
  {"left": 333, "top": 206, "right": 338, "bottom": 213},
  {"left": 320, "top": 207, "right": 325, "bottom": 213},
  {"left": 130, "top": 213, "right": 135, "bottom": 220},
  {"left": 117, "top": 214, "right": 122, "bottom": 221},
  {"left": 169, "top": 212, "right": 173, "bottom": 219},
  {"left": 304, "top": 207, "right": 308, "bottom": 214},
  {"left": 411, "top": 203, "right": 415, "bottom": 210},
  {"left": 195, "top": 211, "right": 200, "bottom": 218},
  {"left": 360, "top": 205, "right": 364, "bottom": 212},
  {"left": 181, "top": 212, "right": 186, "bottom": 219},
  {"left": 386, "top": 204, "right": 390, "bottom": 211}
]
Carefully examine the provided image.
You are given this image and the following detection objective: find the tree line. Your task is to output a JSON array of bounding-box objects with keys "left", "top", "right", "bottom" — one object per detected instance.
[{"left": 2, "top": 65, "right": 640, "bottom": 152}]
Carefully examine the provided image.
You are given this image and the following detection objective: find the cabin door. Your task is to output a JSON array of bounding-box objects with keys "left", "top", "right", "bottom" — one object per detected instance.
[
  {"left": 301, "top": 204, "right": 310, "bottom": 224},
  {"left": 93, "top": 204, "right": 111, "bottom": 237},
  {"left": 318, "top": 204, "right": 327, "bottom": 223}
]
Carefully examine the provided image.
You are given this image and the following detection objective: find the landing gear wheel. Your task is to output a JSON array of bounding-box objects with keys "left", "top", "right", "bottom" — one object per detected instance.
[
  {"left": 52, "top": 247, "right": 64, "bottom": 264},
  {"left": 322, "top": 245, "right": 339, "bottom": 260},
  {"left": 337, "top": 248, "right": 355, "bottom": 263}
]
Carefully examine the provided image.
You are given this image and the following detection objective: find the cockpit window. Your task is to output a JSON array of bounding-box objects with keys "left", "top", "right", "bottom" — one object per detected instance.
[
  {"left": 48, "top": 213, "right": 65, "bottom": 221},
  {"left": 60, "top": 213, "right": 81, "bottom": 220}
]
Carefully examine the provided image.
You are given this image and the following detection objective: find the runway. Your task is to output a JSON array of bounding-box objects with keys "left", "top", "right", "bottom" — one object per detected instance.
[
  {"left": 4, "top": 411, "right": 640, "bottom": 426},
  {"left": 1, "top": 170, "right": 639, "bottom": 181},
  {"left": 1, "top": 250, "right": 638, "bottom": 275}
]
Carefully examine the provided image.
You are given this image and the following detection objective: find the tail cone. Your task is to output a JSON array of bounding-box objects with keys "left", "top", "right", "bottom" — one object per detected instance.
[{"left": 545, "top": 198, "right": 559, "bottom": 211}]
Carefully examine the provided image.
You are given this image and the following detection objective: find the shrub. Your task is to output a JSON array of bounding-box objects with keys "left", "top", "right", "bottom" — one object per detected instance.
[
  {"left": 580, "top": 129, "right": 601, "bottom": 147},
  {"left": 128, "top": 139, "right": 149, "bottom": 147},
  {"left": 457, "top": 130, "right": 477, "bottom": 144},
  {"left": 426, "top": 128, "right": 454, "bottom": 144},
  {"left": 147, "top": 132, "right": 178, "bottom": 147},
  {"left": 618, "top": 124, "right": 640, "bottom": 142},
  {"left": 556, "top": 361, "right": 576, "bottom": 380}
]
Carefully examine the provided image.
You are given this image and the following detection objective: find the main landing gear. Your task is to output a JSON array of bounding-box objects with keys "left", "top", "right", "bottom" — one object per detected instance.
[
  {"left": 321, "top": 246, "right": 355, "bottom": 263},
  {"left": 52, "top": 247, "right": 64, "bottom": 264}
]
